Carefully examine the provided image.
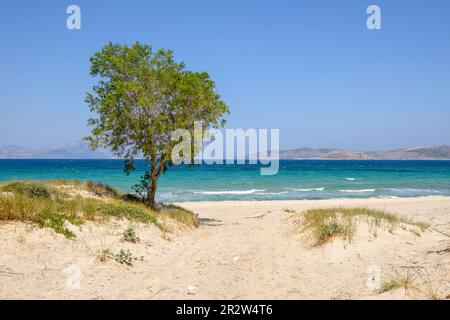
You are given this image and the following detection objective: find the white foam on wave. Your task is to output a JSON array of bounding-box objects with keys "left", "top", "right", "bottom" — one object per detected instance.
[
  {"left": 195, "top": 189, "right": 266, "bottom": 195},
  {"left": 255, "top": 191, "right": 289, "bottom": 195},
  {"left": 339, "top": 189, "right": 375, "bottom": 193},
  {"left": 345, "top": 177, "right": 356, "bottom": 181},
  {"left": 291, "top": 187, "right": 325, "bottom": 192},
  {"left": 386, "top": 188, "right": 442, "bottom": 194}
]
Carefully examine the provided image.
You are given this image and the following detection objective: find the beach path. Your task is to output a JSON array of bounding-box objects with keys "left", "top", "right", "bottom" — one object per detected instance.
[{"left": 135, "top": 197, "right": 450, "bottom": 299}]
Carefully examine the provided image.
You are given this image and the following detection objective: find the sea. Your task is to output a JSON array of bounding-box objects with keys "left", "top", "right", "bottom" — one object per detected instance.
[{"left": 0, "top": 159, "right": 449, "bottom": 202}]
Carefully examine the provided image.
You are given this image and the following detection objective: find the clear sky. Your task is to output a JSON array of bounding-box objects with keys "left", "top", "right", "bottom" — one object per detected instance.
[{"left": 1, "top": 0, "right": 449, "bottom": 151}]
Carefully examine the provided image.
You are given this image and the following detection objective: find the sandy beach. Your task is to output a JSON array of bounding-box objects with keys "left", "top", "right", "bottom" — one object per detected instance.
[{"left": 1, "top": 196, "right": 450, "bottom": 300}]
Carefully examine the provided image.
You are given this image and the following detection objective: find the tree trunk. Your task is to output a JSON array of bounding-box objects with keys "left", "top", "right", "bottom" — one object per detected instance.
[{"left": 146, "top": 179, "right": 157, "bottom": 210}]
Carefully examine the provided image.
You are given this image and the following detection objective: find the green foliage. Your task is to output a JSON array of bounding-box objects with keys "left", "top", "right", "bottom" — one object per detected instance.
[
  {"left": 84, "top": 42, "right": 229, "bottom": 207},
  {"left": 1, "top": 181, "right": 54, "bottom": 199},
  {"left": 131, "top": 171, "right": 151, "bottom": 200},
  {"left": 317, "top": 221, "right": 345, "bottom": 243},
  {"left": 123, "top": 227, "right": 140, "bottom": 243},
  {"left": 95, "top": 201, "right": 157, "bottom": 224},
  {"left": 115, "top": 249, "right": 135, "bottom": 266},
  {"left": 37, "top": 209, "right": 83, "bottom": 239}
]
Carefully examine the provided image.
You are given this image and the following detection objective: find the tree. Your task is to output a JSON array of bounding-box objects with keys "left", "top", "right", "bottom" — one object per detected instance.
[{"left": 85, "top": 42, "right": 229, "bottom": 209}]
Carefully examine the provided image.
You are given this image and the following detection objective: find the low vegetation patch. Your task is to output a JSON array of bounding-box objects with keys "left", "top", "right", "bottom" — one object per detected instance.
[
  {"left": 1, "top": 181, "right": 56, "bottom": 199},
  {"left": 0, "top": 180, "right": 198, "bottom": 238},
  {"left": 37, "top": 208, "right": 84, "bottom": 239},
  {"left": 377, "top": 269, "right": 419, "bottom": 294},
  {"left": 95, "top": 248, "right": 142, "bottom": 267},
  {"left": 299, "top": 207, "right": 429, "bottom": 246},
  {"left": 95, "top": 201, "right": 158, "bottom": 224},
  {"left": 114, "top": 249, "right": 142, "bottom": 266},
  {"left": 85, "top": 181, "right": 121, "bottom": 198},
  {"left": 158, "top": 204, "right": 199, "bottom": 228},
  {"left": 123, "top": 226, "right": 140, "bottom": 243}
]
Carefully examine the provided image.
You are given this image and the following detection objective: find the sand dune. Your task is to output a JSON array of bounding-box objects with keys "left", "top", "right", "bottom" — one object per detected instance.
[{"left": 1, "top": 196, "right": 450, "bottom": 299}]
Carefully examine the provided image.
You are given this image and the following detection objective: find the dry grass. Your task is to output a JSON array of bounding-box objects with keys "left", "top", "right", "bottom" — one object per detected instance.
[
  {"left": 0, "top": 180, "right": 198, "bottom": 238},
  {"left": 84, "top": 181, "right": 121, "bottom": 199},
  {"left": 377, "top": 268, "right": 419, "bottom": 294},
  {"left": 376, "top": 265, "right": 450, "bottom": 298},
  {"left": 159, "top": 204, "right": 199, "bottom": 228},
  {"left": 299, "top": 207, "right": 429, "bottom": 245}
]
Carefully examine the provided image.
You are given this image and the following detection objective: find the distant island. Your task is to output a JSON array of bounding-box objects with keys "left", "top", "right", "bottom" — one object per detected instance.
[
  {"left": 0, "top": 141, "right": 113, "bottom": 159},
  {"left": 279, "top": 145, "right": 450, "bottom": 160},
  {"left": 1, "top": 141, "right": 450, "bottom": 160}
]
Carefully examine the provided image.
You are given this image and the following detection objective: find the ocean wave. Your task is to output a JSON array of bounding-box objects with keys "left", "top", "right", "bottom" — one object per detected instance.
[
  {"left": 339, "top": 189, "right": 375, "bottom": 193},
  {"left": 386, "top": 188, "right": 442, "bottom": 194},
  {"left": 291, "top": 187, "right": 325, "bottom": 192},
  {"left": 345, "top": 177, "right": 356, "bottom": 181},
  {"left": 254, "top": 191, "right": 289, "bottom": 195},
  {"left": 194, "top": 189, "right": 266, "bottom": 195}
]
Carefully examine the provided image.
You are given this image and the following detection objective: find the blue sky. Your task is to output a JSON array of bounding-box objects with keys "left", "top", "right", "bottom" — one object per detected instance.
[{"left": 1, "top": 0, "right": 449, "bottom": 151}]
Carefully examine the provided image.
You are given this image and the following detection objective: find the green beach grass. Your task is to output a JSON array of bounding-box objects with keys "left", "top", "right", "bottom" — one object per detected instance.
[
  {"left": 0, "top": 180, "right": 198, "bottom": 239},
  {"left": 298, "top": 207, "right": 429, "bottom": 245}
]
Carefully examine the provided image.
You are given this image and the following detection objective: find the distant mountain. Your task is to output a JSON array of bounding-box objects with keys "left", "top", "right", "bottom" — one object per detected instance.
[
  {"left": 279, "top": 145, "right": 450, "bottom": 160},
  {"left": 0, "top": 141, "right": 114, "bottom": 159},
  {"left": 1, "top": 142, "right": 450, "bottom": 160}
]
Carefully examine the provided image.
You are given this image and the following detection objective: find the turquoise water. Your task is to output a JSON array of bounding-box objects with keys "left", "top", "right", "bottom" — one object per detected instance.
[{"left": 0, "top": 160, "right": 450, "bottom": 202}]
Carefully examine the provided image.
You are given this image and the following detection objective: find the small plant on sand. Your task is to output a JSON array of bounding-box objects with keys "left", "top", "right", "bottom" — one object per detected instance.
[
  {"left": 115, "top": 249, "right": 137, "bottom": 266},
  {"left": 318, "top": 221, "right": 346, "bottom": 243},
  {"left": 96, "top": 249, "right": 113, "bottom": 262},
  {"left": 300, "top": 207, "right": 428, "bottom": 246},
  {"left": 123, "top": 227, "right": 140, "bottom": 243},
  {"left": 377, "top": 268, "right": 418, "bottom": 295},
  {"left": 283, "top": 208, "right": 296, "bottom": 213},
  {"left": 377, "top": 278, "right": 403, "bottom": 294}
]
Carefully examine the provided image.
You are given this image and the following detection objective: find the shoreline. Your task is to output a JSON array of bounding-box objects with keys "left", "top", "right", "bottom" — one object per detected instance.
[{"left": 174, "top": 195, "right": 450, "bottom": 205}]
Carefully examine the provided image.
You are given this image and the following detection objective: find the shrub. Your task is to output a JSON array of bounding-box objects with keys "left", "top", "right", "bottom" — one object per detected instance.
[
  {"left": 1, "top": 181, "right": 53, "bottom": 199},
  {"left": 85, "top": 181, "right": 121, "bottom": 198}
]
